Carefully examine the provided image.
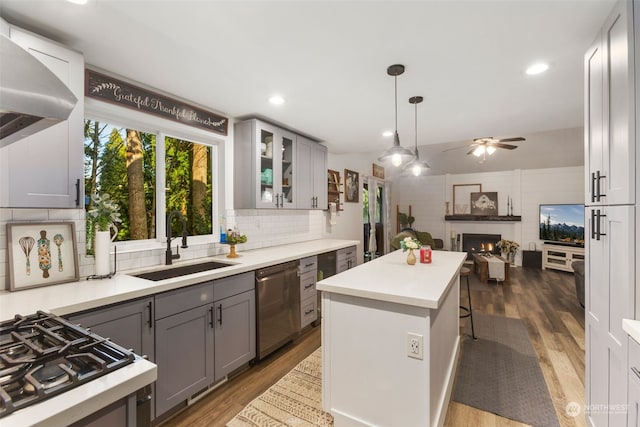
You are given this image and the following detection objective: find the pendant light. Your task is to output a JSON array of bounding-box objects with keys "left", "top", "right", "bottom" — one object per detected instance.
[
  {"left": 377, "top": 64, "right": 416, "bottom": 167},
  {"left": 405, "top": 95, "right": 431, "bottom": 176}
]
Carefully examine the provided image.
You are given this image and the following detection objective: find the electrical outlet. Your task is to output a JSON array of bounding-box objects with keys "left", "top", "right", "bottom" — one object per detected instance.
[{"left": 407, "top": 333, "right": 423, "bottom": 360}]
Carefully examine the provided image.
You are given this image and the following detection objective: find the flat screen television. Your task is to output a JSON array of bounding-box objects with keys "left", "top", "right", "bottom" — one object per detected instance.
[{"left": 539, "top": 204, "right": 585, "bottom": 247}]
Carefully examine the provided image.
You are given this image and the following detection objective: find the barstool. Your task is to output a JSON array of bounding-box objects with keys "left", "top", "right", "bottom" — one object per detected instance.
[{"left": 459, "top": 267, "right": 477, "bottom": 340}]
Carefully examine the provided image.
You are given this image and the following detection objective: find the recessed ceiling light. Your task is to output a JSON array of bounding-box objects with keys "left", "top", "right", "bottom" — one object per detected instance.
[
  {"left": 269, "top": 95, "right": 285, "bottom": 105},
  {"left": 526, "top": 63, "right": 549, "bottom": 75},
  {"left": 382, "top": 131, "right": 393, "bottom": 137},
  {"left": 66, "top": 0, "right": 88, "bottom": 4}
]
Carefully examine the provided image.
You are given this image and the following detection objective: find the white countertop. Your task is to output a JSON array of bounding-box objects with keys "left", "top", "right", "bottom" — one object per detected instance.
[
  {"left": 1, "top": 357, "right": 157, "bottom": 427},
  {"left": 0, "top": 238, "right": 357, "bottom": 426},
  {"left": 0, "top": 239, "right": 359, "bottom": 317},
  {"left": 317, "top": 249, "right": 467, "bottom": 309},
  {"left": 624, "top": 318, "right": 640, "bottom": 344}
]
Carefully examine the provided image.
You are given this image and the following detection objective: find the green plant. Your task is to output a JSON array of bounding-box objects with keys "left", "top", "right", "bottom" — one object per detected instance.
[
  {"left": 226, "top": 229, "right": 247, "bottom": 244},
  {"left": 87, "top": 193, "right": 121, "bottom": 232}
]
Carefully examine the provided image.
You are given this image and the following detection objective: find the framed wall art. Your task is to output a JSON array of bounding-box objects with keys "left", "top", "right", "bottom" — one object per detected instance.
[
  {"left": 372, "top": 163, "right": 385, "bottom": 179},
  {"left": 470, "top": 191, "right": 499, "bottom": 215},
  {"left": 453, "top": 183, "right": 481, "bottom": 215},
  {"left": 344, "top": 169, "right": 360, "bottom": 203},
  {"left": 7, "top": 222, "right": 79, "bottom": 291}
]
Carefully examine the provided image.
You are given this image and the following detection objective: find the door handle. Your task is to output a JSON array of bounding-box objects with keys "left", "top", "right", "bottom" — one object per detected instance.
[
  {"left": 209, "top": 306, "right": 214, "bottom": 328},
  {"left": 304, "top": 283, "right": 315, "bottom": 290},
  {"left": 218, "top": 304, "right": 223, "bottom": 325},
  {"left": 591, "top": 172, "right": 596, "bottom": 203},
  {"left": 591, "top": 209, "right": 597, "bottom": 240}
]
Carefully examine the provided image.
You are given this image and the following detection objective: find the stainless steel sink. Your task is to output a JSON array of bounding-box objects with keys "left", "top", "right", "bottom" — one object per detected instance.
[{"left": 132, "top": 261, "right": 233, "bottom": 281}]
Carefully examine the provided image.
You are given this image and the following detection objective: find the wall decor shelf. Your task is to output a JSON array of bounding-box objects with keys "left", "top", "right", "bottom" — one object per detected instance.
[
  {"left": 444, "top": 215, "right": 521, "bottom": 222},
  {"left": 327, "top": 169, "right": 343, "bottom": 211}
]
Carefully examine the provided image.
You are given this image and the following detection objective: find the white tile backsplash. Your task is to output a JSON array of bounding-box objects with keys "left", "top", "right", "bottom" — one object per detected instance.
[{"left": 0, "top": 207, "right": 324, "bottom": 289}]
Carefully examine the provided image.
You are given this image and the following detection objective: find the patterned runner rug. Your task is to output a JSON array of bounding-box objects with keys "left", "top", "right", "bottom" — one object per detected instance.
[{"left": 227, "top": 348, "right": 333, "bottom": 427}]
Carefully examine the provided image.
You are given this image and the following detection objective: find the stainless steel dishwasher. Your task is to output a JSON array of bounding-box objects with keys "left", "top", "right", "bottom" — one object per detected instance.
[{"left": 255, "top": 260, "right": 300, "bottom": 360}]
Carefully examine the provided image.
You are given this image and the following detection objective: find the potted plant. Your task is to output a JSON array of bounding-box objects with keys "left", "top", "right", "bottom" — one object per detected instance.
[
  {"left": 225, "top": 228, "right": 247, "bottom": 258},
  {"left": 87, "top": 193, "right": 121, "bottom": 275}
]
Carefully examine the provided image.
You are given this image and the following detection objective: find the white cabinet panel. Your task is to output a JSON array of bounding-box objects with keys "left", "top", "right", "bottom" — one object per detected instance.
[{"left": 0, "top": 27, "right": 84, "bottom": 208}]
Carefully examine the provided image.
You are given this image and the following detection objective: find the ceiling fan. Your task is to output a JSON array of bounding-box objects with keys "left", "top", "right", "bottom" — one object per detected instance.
[
  {"left": 443, "top": 136, "right": 526, "bottom": 159},
  {"left": 466, "top": 136, "right": 526, "bottom": 157}
]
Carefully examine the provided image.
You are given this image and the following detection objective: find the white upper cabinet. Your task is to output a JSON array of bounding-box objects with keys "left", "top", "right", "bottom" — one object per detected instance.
[
  {"left": 234, "top": 119, "right": 326, "bottom": 210},
  {"left": 584, "top": 0, "right": 635, "bottom": 206},
  {"left": 0, "top": 26, "right": 84, "bottom": 208},
  {"left": 296, "top": 136, "right": 327, "bottom": 210}
]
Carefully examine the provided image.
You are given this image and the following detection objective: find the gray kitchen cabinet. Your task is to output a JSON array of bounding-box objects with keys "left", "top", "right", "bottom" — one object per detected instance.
[
  {"left": 154, "top": 282, "right": 214, "bottom": 418},
  {"left": 0, "top": 25, "right": 84, "bottom": 208},
  {"left": 298, "top": 255, "right": 318, "bottom": 329},
  {"left": 234, "top": 119, "right": 297, "bottom": 209},
  {"left": 69, "top": 297, "right": 154, "bottom": 360},
  {"left": 213, "top": 272, "right": 256, "bottom": 382},
  {"left": 296, "top": 136, "right": 328, "bottom": 209},
  {"left": 68, "top": 297, "right": 155, "bottom": 422},
  {"left": 337, "top": 246, "right": 357, "bottom": 273}
]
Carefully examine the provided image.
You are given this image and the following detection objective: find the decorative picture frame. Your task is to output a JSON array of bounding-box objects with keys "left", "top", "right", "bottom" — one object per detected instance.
[
  {"left": 7, "top": 222, "right": 79, "bottom": 291},
  {"left": 453, "top": 184, "right": 482, "bottom": 215},
  {"left": 344, "top": 169, "right": 360, "bottom": 203},
  {"left": 372, "top": 163, "right": 385, "bottom": 179},
  {"left": 470, "top": 192, "right": 499, "bottom": 215}
]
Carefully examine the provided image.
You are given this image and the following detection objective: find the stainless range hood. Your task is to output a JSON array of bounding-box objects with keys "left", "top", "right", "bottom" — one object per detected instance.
[{"left": 0, "top": 34, "right": 77, "bottom": 148}]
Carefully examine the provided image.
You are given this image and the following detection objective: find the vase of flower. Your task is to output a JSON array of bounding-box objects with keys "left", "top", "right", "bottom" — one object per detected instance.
[
  {"left": 88, "top": 193, "right": 121, "bottom": 277},
  {"left": 400, "top": 236, "right": 421, "bottom": 266},
  {"left": 227, "top": 244, "right": 238, "bottom": 258},
  {"left": 225, "top": 227, "right": 247, "bottom": 258},
  {"left": 406, "top": 249, "right": 417, "bottom": 265}
]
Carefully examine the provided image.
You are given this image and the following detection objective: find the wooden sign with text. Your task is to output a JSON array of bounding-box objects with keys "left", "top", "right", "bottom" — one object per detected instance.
[{"left": 85, "top": 69, "right": 228, "bottom": 136}]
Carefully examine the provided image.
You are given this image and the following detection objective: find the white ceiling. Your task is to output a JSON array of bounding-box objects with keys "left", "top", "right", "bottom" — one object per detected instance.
[{"left": 0, "top": 0, "right": 614, "bottom": 170}]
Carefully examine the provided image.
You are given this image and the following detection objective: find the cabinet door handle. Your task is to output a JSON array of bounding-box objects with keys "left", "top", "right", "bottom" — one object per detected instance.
[
  {"left": 75, "top": 178, "right": 81, "bottom": 207},
  {"left": 597, "top": 210, "right": 606, "bottom": 240},
  {"left": 591, "top": 172, "right": 597, "bottom": 203},
  {"left": 596, "top": 171, "right": 606, "bottom": 201},
  {"left": 590, "top": 209, "right": 597, "bottom": 240},
  {"left": 305, "top": 308, "right": 315, "bottom": 315},
  {"left": 209, "top": 306, "right": 214, "bottom": 328},
  {"left": 304, "top": 283, "right": 315, "bottom": 290},
  {"left": 147, "top": 301, "right": 153, "bottom": 329},
  {"left": 218, "top": 304, "right": 223, "bottom": 325}
]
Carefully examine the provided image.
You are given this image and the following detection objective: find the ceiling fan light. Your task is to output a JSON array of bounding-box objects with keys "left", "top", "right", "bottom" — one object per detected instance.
[
  {"left": 486, "top": 146, "right": 497, "bottom": 155},
  {"left": 473, "top": 146, "right": 485, "bottom": 157}
]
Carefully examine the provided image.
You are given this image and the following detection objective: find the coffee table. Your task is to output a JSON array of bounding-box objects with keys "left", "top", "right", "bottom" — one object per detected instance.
[{"left": 472, "top": 253, "right": 510, "bottom": 284}]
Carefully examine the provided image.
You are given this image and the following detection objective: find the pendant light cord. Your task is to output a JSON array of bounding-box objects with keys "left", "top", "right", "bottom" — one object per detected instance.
[{"left": 394, "top": 76, "right": 398, "bottom": 140}]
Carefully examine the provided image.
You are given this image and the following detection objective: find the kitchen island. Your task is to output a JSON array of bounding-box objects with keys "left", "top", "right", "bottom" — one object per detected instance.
[{"left": 317, "top": 249, "right": 466, "bottom": 427}]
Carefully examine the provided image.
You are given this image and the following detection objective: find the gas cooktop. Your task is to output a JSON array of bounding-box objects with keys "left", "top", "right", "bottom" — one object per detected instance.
[{"left": 0, "top": 311, "right": 135, "bottom": 418}]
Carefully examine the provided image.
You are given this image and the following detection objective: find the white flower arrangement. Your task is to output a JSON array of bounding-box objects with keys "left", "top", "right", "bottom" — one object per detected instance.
[
  {"left": 496, "top": 239, "right": 520, "bottom": 255},
  {"left": 400, "top": 236, "right": 421, "bottom": 252},
  {"left": 87, "top": 193, "right": 121, "bottom": 232}
]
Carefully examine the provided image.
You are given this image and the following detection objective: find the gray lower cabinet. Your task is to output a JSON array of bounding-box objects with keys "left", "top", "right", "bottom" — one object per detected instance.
[
  {"left": 337, "top": 246, "right": 357, "bottom": 273},
  {"left": 630, "top": 337, "right": 640, "bottom": 427},
  {"left": 213, "top": 282, "right": 256, "bottom": 381},
  {"left": 154, "top": 282, "right": 214, "bottom": 418},
  {"left": 68, "top": 298, "right": 155, "bottom": 423}
]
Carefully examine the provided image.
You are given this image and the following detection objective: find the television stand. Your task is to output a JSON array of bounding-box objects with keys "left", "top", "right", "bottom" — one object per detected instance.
[{"left": 541, "top": 243, "right": 584, "bottom": 272}]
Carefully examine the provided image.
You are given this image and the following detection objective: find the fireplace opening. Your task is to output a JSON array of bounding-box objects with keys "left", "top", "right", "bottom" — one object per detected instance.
[{"left": 462, "top": 233, "right": 501, "bottom": 260}]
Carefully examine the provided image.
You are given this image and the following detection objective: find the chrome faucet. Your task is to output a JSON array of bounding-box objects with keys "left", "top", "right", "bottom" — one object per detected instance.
[{"left": 166, "top": 210, "right": 188, "bottom": 265}]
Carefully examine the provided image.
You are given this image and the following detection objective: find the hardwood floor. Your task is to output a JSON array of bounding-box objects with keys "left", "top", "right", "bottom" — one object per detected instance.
[{"left": 160, "top": 266, "right": 585, "bottom": 427}]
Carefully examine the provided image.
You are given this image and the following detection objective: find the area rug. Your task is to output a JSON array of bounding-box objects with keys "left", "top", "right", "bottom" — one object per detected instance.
[
  {"left": 453, "top": 313, "right": 560, "bottom": 427},
  {"left": 227, "top": 348, "right": 333, "bottom": 427}
]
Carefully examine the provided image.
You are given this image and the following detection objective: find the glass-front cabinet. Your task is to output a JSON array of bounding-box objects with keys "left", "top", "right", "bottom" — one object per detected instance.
[{"left": 235, "top": 119, "right": 297, "bottom": 209}]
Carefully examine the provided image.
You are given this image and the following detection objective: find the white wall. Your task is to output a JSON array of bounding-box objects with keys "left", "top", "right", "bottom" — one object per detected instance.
[{"left": 391, "top": 166, "right": 584, "bottom": 265}]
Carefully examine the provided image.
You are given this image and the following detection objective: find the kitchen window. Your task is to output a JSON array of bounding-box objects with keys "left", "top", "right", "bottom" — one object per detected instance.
[{"left": 84, "top": 117, "right": 218, "bottom": 252}]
